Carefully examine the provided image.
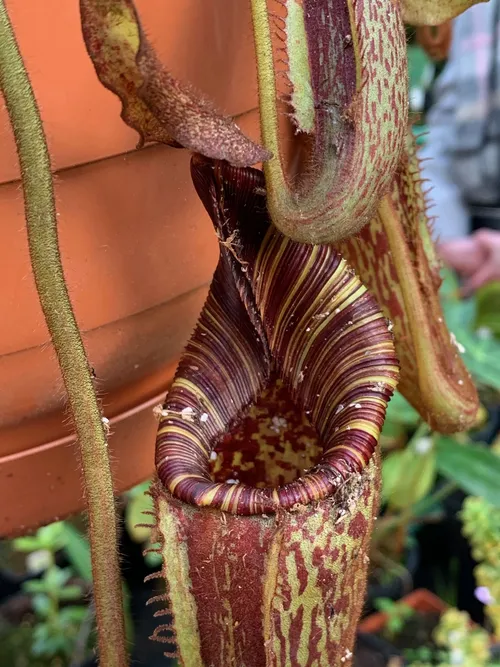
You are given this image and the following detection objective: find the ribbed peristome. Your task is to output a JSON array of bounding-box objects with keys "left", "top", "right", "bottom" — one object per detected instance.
[{"left": 155, "top": 157, "right": 399, "bottom": 515}]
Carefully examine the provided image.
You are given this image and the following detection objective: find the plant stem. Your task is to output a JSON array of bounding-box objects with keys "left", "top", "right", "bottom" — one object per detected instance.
[{"left": 0, "top": 4, "right": 128, "bottom": 666}]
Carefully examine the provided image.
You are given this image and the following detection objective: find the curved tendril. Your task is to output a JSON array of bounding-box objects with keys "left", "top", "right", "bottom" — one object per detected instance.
[{"left": 250, "top": 0, "right": 408, "bottom": 244}]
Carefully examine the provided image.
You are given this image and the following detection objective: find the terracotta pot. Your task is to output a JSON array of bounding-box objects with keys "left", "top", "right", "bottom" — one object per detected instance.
[
  {"left": 358, "top": 588, "right": 496, "bottom": 656},
  {"left": 358, "top": 589, "right": 447, "bottom": 634},
  {"left": 0, "top": 0, "right": 261, "bottom": 536}
]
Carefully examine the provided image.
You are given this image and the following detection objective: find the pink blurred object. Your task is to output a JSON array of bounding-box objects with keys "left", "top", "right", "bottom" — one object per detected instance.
[{"left": 439, "top": 229, "right": 500, "bottom": 296}]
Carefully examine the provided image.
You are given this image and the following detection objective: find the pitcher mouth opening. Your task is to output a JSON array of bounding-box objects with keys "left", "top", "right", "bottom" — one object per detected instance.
[
  {"left": 156, "top": 355, "right": 395, "bottom": 517},
  {"left": 155, "top": 157, "right": 399, "bottom": 516}
]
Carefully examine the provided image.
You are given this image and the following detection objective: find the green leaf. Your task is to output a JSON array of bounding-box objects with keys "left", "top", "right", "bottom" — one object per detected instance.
[
  {"left": 32, "top": 593, "right": 52, "bottom": 619},
  {"left": 380, "top": 418, "right": 407, "bottom": 448},
  {"left": 23, "top": 579, "right": 48, "bottom": 595},
  {"left": 32, "top": 626, "right": 73, "bottom": 658},
  {"left": 439, "top": 267, "right": 461, "bottom": 300},
  {"left": 12, "top": 536, "right": 43, "bottom": 552},
  {"left": 31, "top": 624, "right": 51, "bottom": 657},
  {"left": 441, "top": 278, "right": 500, "bottom": 392},
  {"left": 36, "top": 522, "right": 65, "bottom": 551},
  {"left": 60, "top": 523, "right": 92, "bottom": 583},
  {"left": 385, "top": 391, "right": 420, "bottom": 427},
  {"left": 382, "top": 442, "right": 436, "bottom": 510},
  {"left": 126, "top": 479, "right": 152, "bottom": 499},
  {"left": 144, "top": 549, "right": 162, "bottom": 569},
  {"left": 374, "top": 597, "right": 396, "bottom": 613},
  {"left": 475, "top": 282, "right": 500, "bottom": 337},
  {"left": 44, "top": 566, "right": 73, "bottom": 593},
  {"left": 125, "top": 487, "right": 154, "bottom": 544},
  {"left": 436, "top": 437, "right": 500, "bottom": 507},
  {"left": 14, "top": 522, "right": 65, "bottom": 555},
  {"left": 59, "top": 605, "right": 88, "bottom": 625},
  {"left": 407, "top": 45, "right": 431, "bottom": 93},
  {"left": 382, "top": 450, "right": 407, "bottom": 503},
  {"left": 58, "top": 585, "right": 83, "bottom": 602}
]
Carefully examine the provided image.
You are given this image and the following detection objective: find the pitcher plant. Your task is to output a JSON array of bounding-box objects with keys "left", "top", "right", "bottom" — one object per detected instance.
[{"left": 0, "top": 0, "right": 486, "bottom": 665}]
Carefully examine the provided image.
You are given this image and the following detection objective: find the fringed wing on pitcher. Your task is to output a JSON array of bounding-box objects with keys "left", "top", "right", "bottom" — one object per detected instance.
[{"left": 338, "top": 134, "right": 479, "bottom": 433}]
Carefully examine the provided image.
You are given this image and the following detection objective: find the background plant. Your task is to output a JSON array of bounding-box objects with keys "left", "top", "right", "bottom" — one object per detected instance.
[
  {"left": 0, "top": 522, "right": 93, "bottom": 665},
  {"left": 461, "top": 494, "right": 500, "bottom": 638},
  {"left": 373, "top": 597, "right": 416, "bottom": 640},
  {"left": 373, "top": 270, "right": 500, "bottom": 587},
  {"left": 408, "top": 608, "right": 491, "bottom": 667}
]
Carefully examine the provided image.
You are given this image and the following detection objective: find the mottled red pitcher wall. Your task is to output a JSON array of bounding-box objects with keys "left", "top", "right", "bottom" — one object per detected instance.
[{"left": 152, "top": 458, "right": 379, "bottom": 667}]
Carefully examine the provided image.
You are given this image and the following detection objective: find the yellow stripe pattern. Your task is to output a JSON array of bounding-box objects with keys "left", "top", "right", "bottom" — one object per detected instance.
[{"left": 155, "top": 157, "right": 399, "bottom": 515}]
